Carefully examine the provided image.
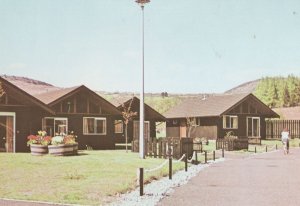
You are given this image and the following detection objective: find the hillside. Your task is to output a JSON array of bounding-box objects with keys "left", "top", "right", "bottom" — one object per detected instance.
[{"left": 224, "top": 79, "right": 260, "bottom": 94}]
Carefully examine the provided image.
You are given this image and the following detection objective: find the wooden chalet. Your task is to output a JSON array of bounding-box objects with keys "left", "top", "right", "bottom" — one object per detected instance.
[
  {"left": 164, "top": 93, "right": 279, "bottom": 140},
  {"left": 111, "top": 96, "right": 166, "bottom": 143},
  {"left": 33, "top": 86, "right": 121, "bottom": 150},
  {"left": 0, "top": 77, "right": 54, "bottom": 152},
  {"left": 0, "top": 76, "right": 121, "bottom": 152}
]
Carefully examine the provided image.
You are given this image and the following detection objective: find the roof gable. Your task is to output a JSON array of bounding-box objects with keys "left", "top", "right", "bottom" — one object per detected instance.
[
  {"left": 0, "top": 77, "right": 54, "bottom": 114},
  {"left": 116, "top": 96, "right": 165, "bottom": 121},
  {"left": 34, "top": 85, "right": 120, "bottom": 115}
]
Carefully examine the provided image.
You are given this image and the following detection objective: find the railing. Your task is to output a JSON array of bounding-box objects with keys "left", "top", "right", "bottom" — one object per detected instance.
[{"left": 216, "top": 138, "right": 248, "bottom": 151}]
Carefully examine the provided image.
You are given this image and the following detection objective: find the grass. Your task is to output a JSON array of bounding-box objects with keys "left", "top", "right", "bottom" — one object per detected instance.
[{"left": 0, "top": 150, "right": 185, "bottom": 205}]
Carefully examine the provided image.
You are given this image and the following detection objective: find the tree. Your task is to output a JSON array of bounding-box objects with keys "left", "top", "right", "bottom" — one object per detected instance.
[
  {"left": 186, "top": 117, "right": 198, "bottom": 138},
  {"left": 121, "top": 97, "right": 137, "bottom": 152},
  {"left": 282, "top": 83, "right": 291, "bottom": 107}
]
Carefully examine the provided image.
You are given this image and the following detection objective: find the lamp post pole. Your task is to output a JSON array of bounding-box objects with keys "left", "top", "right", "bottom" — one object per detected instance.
[{"left": 136, "top": 0, "right": 150, "bottom": 159}]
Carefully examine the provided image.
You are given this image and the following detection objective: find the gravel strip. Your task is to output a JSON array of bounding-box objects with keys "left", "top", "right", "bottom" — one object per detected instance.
[{"left": 110, "top": 159, "right": 225, "bottom": 206}]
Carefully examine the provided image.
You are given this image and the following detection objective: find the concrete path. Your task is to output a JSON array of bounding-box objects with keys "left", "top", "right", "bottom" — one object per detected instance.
[{"left": 158, "top": 148, "right": 300, "bottom": 206}]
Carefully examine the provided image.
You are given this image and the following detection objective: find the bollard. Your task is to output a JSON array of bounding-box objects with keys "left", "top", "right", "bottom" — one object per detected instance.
[
  {"left": 266, "top": 145, "right": 267, "bottom": 152},
  {"left": 139, "top": 168, "right": 144, "bottom": 196},
  {"left": 213, "top": 151, "right": 215, "bottom": 161},
  {"left": 169, "top": 157, "right": 172, "bottom": 180},
  {"left": 276, "top": 144, "right": 278, "bottom": 150},
  {"left": 185, "top": 153, "right": 188, "bottom": 172},
  {"left": 205, "top": 151, "right": 207, "bottom": 163},
  {"left": 222, "top": 148, "right": 224, "bottom": 158},
  {"left": 195, "top": 151, "right": 198, "bottom": 165},
  {"left": 255, "top": 146, "right": 256, "bottom": 153}
]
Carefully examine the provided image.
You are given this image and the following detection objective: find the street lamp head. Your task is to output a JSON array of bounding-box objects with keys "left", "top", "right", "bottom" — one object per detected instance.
[{"left": 135, "top": 0, "right": 150, "bottom": 8}]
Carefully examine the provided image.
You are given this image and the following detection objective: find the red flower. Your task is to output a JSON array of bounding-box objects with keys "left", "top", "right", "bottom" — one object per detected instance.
[{"left": 27, "top": 135, "right": 38, "bottom": 140}]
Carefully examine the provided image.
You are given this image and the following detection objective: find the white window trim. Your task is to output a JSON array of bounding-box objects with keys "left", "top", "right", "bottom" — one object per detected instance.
[
  {"left": 223, "top": 115, "right": 238, "bottom": 129},
  {"left": 246, "top": 116, "right": 261, "bottom": 137},
  {"left": 114, "top": 120, "right": 123, "bottom": 134},
  {"left": 42, "top": 117, "right": 68, "bottom": 136},
  {"left": 83, "top": 117, "right": 107, "bottom": 135}
]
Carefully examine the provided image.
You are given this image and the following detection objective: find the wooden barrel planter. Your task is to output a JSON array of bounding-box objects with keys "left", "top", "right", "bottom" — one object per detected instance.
[
  {"left": 30, "top": 144, "right": 48, "bottom": 156},
  {"left": 48, "top": 143, "right": 78, "bottom": 156}
]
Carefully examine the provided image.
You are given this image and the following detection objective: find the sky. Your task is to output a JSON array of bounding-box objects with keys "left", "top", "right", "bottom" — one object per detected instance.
[{"left": 1, "top": 0, "right": 300, "bottom": 93}]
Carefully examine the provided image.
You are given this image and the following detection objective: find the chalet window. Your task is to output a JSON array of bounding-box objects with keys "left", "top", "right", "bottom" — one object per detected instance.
[
  {"left": 42, "top": 117, "right": 68, "bottom": 136},
  {"left": 114, "top": 120, "right": 123, "bottom": 133},
  {"left": 172, "top": 120, "right": 178, "bottom": 125},
  {"left": 83, "top": 117, "right": 106, "bottom": 135},
  {"left": 223, "top": 115, "right": 238, "bottom": 129},
  {"left": 196, "top": 118, "right": 200, "bottom": 126}
]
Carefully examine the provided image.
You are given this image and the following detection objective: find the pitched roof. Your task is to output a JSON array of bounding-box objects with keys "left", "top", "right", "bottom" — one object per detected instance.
[
  {"left": 0, "top": 77, "right": 54, "bottom": 114},
  {"left": 34, "top": 86, "right": 81, "bottom": 105},
  {"left": 34, "top": 85, "right": 121, "bottom": 115},
  {"left": 164, "top": 93, "right": 279, "bottom": 118},
  {"left": 112, "top": 96, "right": 165, "bottom": 121},
  {"left": 273, "top": 106, "right": 300, "bottom": 120}
]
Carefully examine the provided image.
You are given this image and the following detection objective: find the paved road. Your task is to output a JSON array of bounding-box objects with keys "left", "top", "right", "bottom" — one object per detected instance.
[{"left": 158, "top": 148, "right": 300, "bottom": 206}]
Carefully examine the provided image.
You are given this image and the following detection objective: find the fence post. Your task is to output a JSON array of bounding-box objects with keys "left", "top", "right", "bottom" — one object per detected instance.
[
  {"left": 200, "top": 142, "right": 203, "bottom": 153},
  {"left": 255, "top": 146, "right": 256, "bottom": 153},
  {"left": 222, "top": 148, "right": 224, "bottom": 158},
  {"left": 266, "top": 145, "right": 267, "bottom": 152},
  {"left": 139, "top": 168, "right": 144, "bottom": 196},
  {"left": 169, "top": 157, "right": 172, "bottom": 180},
  {"left": 195, "top": 151, "right": 198, "bottom": 164},
  {"left": 205, "top": 151, "right": 207, "bottom": 163},
  {"left": 185, "top": 153, "right": 188, "bottom": 172},
  {"left": 213, "top": 151, "right": 215, "bottom": 161},
  {"left": 276, "top": 144, "right": 277, "bottom": 150}
]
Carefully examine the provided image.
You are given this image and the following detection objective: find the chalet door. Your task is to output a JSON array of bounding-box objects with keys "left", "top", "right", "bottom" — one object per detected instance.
[
  {"left": 133, "top": 121, "right": 150, "bottom": 141},
  {"left": 0, "top": 112, "right": 15, "bottom": 153},
  {"left": 247, "top": 117, "right": 260, "bottom": 137},
  {"left": 180, "top": 121, "right": 186, "bottom": 138}
]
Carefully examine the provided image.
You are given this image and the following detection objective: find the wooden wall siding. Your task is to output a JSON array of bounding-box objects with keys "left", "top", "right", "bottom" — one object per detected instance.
[
  {"left": 190, "top": 126, "right": 218, "bottom": 140},
  {"left": 0, "top": 105, "right": 47, "bottom": 152},
  {"left": 60, "top": 114, "right": 115, "bottom": 150},
  {"left": 166, "top": 127, "right": 180, "bottom": 138},
  {"left": 266, "top": 120, "right": 300, "bottom": 139},
  {"left": 53, "top": 94, "right": 107, "bottom": 115}
]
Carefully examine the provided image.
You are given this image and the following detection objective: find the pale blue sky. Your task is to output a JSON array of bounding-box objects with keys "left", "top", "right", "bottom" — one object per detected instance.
[{"left": 1, "top": 0, "right": 300, "bottom": 93}]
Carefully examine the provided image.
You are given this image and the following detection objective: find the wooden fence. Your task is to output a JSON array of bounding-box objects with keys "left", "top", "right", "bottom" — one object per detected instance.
[
  {"left": 132, "top": 138, "right": 195, "bottom": 159},
  {"left": 216, "top": 139, "right": 248, "bottom": 151},
  {"left": 266, "top": 120, "right": 300, "bottom": 139}
]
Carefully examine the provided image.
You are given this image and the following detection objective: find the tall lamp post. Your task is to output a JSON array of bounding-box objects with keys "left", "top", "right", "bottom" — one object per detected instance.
[{"left": 135, "top": 0, "right": 150, "bottom": 159}]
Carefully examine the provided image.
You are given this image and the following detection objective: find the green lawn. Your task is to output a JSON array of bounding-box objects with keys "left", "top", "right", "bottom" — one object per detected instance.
[{"left": 0, "top": 150, "right": 185, "bottom": 205}]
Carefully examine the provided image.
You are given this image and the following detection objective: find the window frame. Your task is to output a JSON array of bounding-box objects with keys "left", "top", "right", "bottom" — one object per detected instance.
[
  {"left": 114, "top": 120, "right": 123, "bottom": 134},
  {"left": 223, "top": 115, "right": 238, "bottom": 129},
  {"left": 83, "top": 117, "right": 107, "bottom": 135},
  {"left": 42, "top": 117, "right": 68, "bottom": 136}
]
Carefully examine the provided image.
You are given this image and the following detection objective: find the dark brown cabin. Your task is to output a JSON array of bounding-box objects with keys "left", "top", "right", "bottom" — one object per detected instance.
[
  {"left": 111, "top": 97, "right": 166, "bottom": 143},
  {"left": 164, "top": 93, "right": 279, "bottom": 140},
  {"left": 0, "top": 77, "right": 54, "bottom": 152},
  {"left": 34, "top": 86, "right": 121, "bottom": 150}
]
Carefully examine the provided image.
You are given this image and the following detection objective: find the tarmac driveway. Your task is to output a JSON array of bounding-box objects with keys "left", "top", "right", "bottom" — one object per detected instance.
[{"left": 158, "top": 148, "right": 300, "bottom": 206}]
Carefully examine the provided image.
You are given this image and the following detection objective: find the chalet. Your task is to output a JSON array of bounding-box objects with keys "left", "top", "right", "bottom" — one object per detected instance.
[
  {"left": 0, "top": 77, "right": 54, "bottom": 152},
  {"left": 164, "top": 93, "right": 279, "bottom": 140},
  {"left": 33, "top": 86, "right": 121, "bottom": 150},
  {"left": 111, "top": 96, "right": 165, "bottom": 143},
  {"left": 0, "top": 77, "right": 121, "bottom": 152}
]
